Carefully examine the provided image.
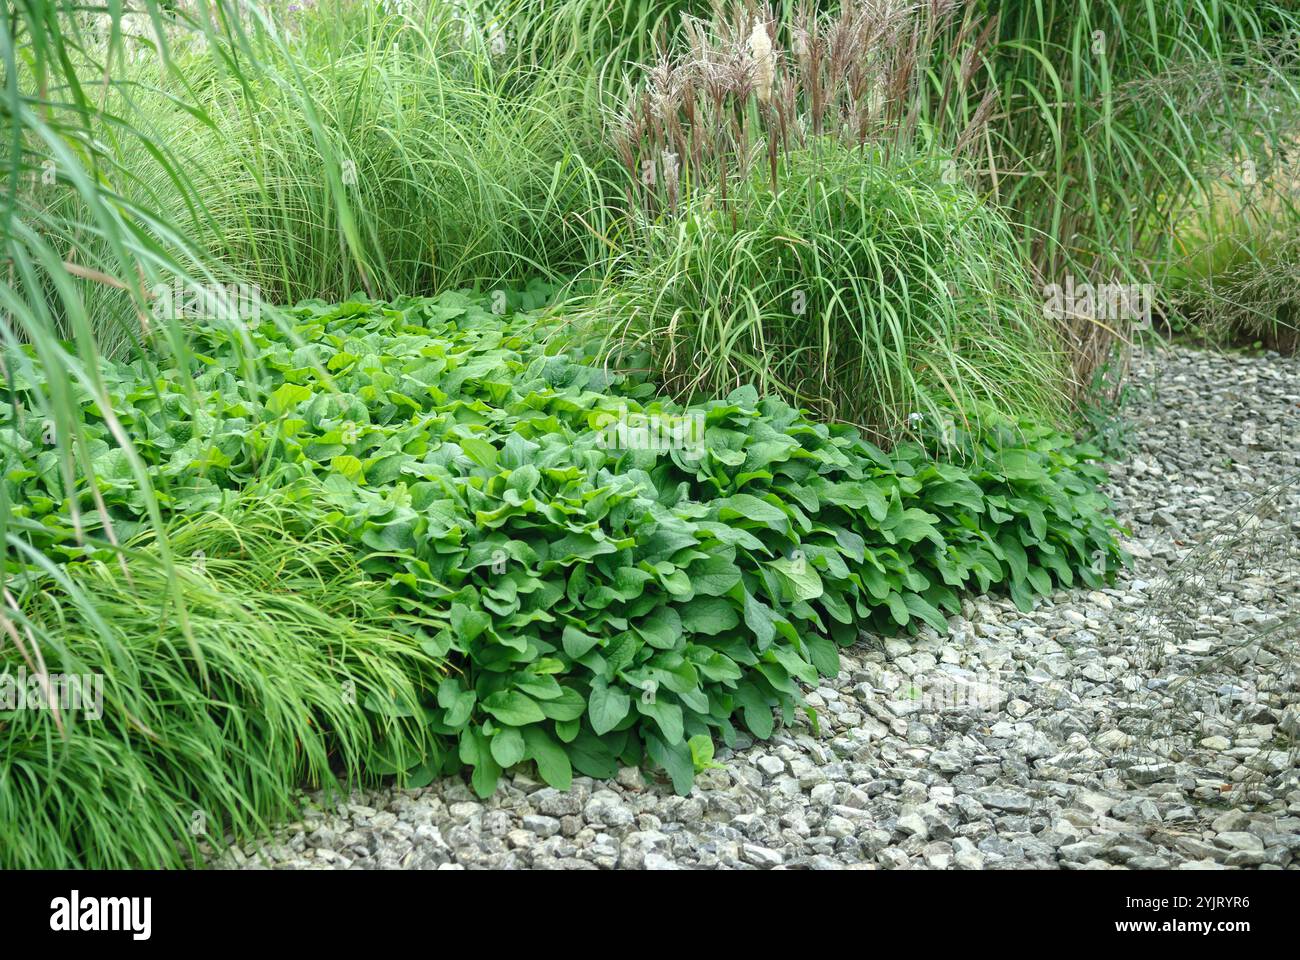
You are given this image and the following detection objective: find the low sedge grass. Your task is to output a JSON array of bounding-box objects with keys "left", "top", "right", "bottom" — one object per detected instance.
[{"left": 0, "top": 488, "right": 442, "bottom": 869}]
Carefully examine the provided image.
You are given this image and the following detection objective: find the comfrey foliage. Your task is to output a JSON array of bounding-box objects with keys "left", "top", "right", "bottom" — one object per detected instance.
[{"left": 2, "top": 289, "right": 1123, "bottom": 799}]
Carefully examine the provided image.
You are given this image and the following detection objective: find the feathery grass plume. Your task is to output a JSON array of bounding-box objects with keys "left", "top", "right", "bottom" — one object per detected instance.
[
  {"left": 469, "top": 0, "right": 1300, "bottom": 387},
  {"left": 613, "top": 0, "right": 993, "bottom": 219},
  {"left": 749, "top": 18, "right": 774, "bottom": 104}
]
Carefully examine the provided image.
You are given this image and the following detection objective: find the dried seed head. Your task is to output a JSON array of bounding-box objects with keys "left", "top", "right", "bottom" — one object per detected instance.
[
  {"left": 749, "top": 21, "right": 775, "bottom": 104},
  {"left": 662, "top": 150, "right": 681, "bottom": 211},
  {"left": 616, "top": 0, "right": 991, "bottom": 220},
  {"left": 792, "top": 27, "right": 811, "bottom": 75}
]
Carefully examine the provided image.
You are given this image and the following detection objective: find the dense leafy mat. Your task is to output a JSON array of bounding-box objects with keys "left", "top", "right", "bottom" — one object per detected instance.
[{"left": 2, "top": 291, "right": 1122, "bottom": 800}]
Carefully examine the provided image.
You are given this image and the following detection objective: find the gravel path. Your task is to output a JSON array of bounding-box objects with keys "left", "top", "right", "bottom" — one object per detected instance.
[{"left": 221, "top": 345, "right": 1299, "bottom": 870}]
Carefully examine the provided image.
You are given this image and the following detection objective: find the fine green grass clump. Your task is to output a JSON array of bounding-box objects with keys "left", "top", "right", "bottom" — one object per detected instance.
[
  {"left": 951, "top": 0, "right": 1300, "bottom": 382},
  {"left": 23, "top": 1, "right": 616, "bottom": 355},
  {"left": 1163, "top": 133, "right": 1300, "bottom": 352},
  {"left": 574, "top": 1, "right": 1066, "bottom": 436},
  {"left": 0, "top": 488, "right": 441, "bottom": 869},
  {"left": 2, "top": 290, "right": 1122, "bottom": 818},
  {"left": 586, "top": 143, "right": 1066, "bottom": 439}
]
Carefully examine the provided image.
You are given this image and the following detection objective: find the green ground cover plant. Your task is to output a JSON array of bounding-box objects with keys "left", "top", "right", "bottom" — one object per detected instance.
[{"left": 2, "top": 289, "right": 1123, "bottom": 866}]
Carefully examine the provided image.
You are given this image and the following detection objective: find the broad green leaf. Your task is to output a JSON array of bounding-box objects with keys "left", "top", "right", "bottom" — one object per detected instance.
[
  {"left": 636, "top": 696, "right": 684, "bottom": 744},
  {"left": 436, "top": 680, "right": 476, "bottom": 729},
  {"left": 680, "top": 597, "right": 740, "bottom": 636},
  {"left": 646, "top": 734, "right": 694, "bottom": 796},
  {"left": 490, "top": 726, "right": 526, "bottom": 767},
  {"left": 523, "top": 726, "right": 572, "bottom": 790},
  {"left": 688, "top": 734, "right": 722, "bottom": 772},
  {"left": 481, "top": 690, "right": 546, "bottom": 726},
  {"left": 459, "top": 436, "right": 499, "bottom": 469},
  {"left": 587, "top": 676, "right": 631, "bottom": 735},
  {"left": 539, "top": 687, "right": 586, "bottom": 721},
  {"left": 634, "top": 605, "right": 683, "bottom": 649},
  {"left": 769, "top": 556, "right": 823, "bottom": 601},
  {"left": 562, "top": 624, "right": 602, "bottom": 659}
]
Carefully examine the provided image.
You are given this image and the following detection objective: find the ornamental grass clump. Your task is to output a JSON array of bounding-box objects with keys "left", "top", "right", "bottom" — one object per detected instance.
[
  {"left": 0, "top": 489, "right": 441, "bottom": 869},
  {"left": 613, "top": 0, "right": 996, "bottom": 219},
  {"left": 593, "top": 143, "right": 1067, "bottom": 440},
  {"left": 586, "top": 1, "right": 1063, "bottom": 437},
  {"left": 24, "top": 0, "right": 616, "bottom": 353}
]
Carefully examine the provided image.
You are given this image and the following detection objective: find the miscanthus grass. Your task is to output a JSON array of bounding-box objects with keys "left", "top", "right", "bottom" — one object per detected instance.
[
  {"left": 587, "top": 140, "right": 1066, "bottom": 441},
  {"left": 576, "top": 1, "right": 1061, "bottom": 438}
]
